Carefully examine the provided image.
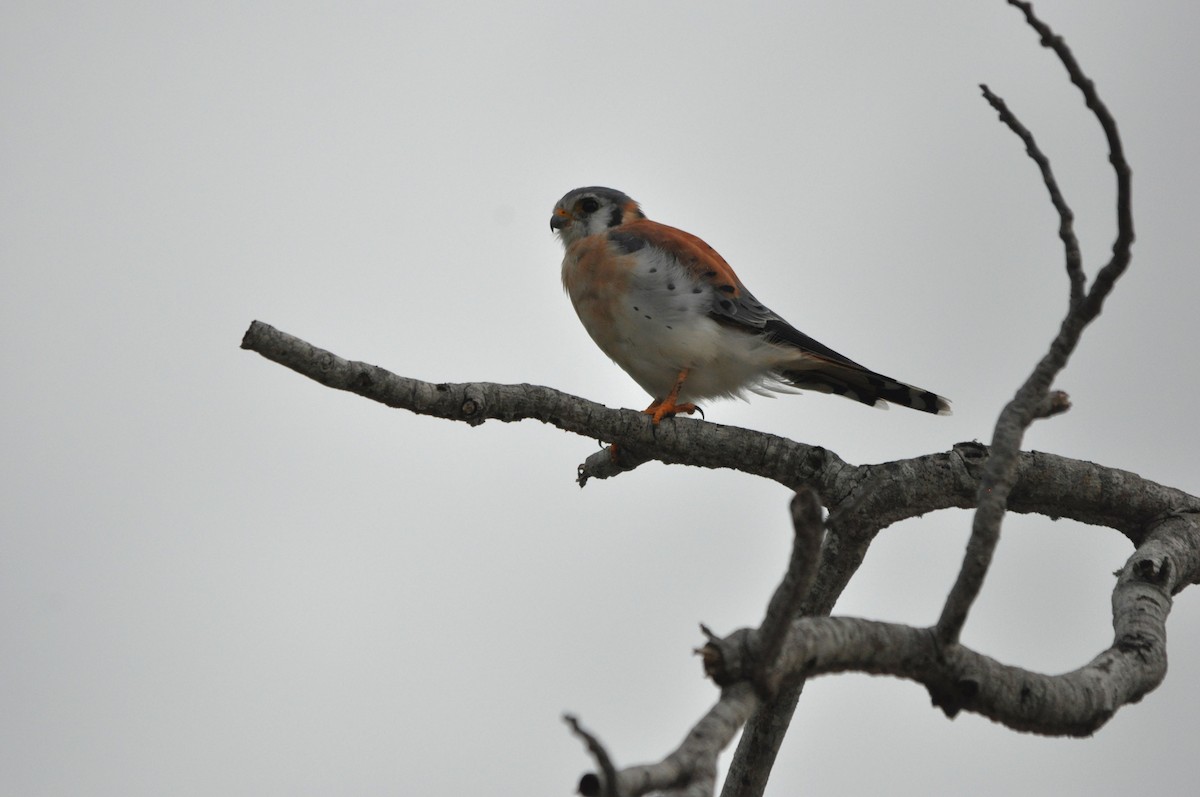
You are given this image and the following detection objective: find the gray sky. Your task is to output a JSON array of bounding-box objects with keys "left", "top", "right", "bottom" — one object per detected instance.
[{"left": 4, "top": 1, "right": 1199, "bottom": 794}]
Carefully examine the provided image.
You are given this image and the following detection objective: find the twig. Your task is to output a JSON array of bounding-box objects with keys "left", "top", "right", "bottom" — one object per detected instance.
[
  {"left": 1033, "top": 390, "right": 1072, "bottom": 420},
  {"left": 569, "top": 684, "right": 761, "bottom": 797},
  {"left": 1006, "top": 0, "right": 1135, "bottom": 305},
  {"left": 978, "top": 83, "right": 1084, "bottom": 302},
  {"left": 564, "top": 716, "right": 620, "bottom": 797}
]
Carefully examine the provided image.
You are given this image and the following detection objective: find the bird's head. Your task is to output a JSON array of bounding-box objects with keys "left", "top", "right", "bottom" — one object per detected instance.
[{"left": 550, "top": 186, "right": 645, "bottom": 247}]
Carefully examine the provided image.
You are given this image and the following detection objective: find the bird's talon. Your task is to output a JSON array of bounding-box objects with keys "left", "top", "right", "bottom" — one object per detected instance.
[{"left": 643, "top": 401, "right": 698, "bottom": 424}]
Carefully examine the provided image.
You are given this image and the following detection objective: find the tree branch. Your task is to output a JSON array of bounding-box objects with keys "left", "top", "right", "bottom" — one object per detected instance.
[
  {"left": 936, "top": 0, "right": 1135, "bottom": 647},
  {"left": 240, "top": 320, "right": 832, "bottom": 490},
  {"left": 1007, "top": 0, "right": 1135, "bottom": 304},
  {"left": 569, "top": 682, "right": 762, "bottom": 797},
  {"left": 564, "top": 715, "right": 621, "bottom": 797},
  {"left": 978, "top": 84, "right": 1084, "bottom": 301},
  {"left": 241, "top": 322, "right": 1195, "bottom": 544}
]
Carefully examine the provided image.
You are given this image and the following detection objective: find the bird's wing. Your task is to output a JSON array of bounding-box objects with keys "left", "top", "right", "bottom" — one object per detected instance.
[
  {"left": 606, "top": 219, "right": 950, "bottom": 414},
  {"left": 610, "top": 219, "right": 867, "bottom": 369}
]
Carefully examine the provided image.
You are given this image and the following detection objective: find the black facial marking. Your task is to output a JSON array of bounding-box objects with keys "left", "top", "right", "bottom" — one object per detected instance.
[{"left": 608, "top": 206, "right": 623, "bottom": 227}]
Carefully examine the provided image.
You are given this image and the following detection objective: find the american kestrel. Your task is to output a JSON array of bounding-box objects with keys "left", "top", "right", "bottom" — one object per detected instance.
[{"left": 550, "top": 186, "right": 950, "bottom": 423}]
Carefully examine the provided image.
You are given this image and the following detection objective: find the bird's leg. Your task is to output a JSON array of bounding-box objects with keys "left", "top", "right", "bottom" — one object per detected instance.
[
  {"left": 643, "top": 369, "right": 699, "bottom": 424},
  {"left": 603, "top": 371, "right": 698, "bottom": 463}
]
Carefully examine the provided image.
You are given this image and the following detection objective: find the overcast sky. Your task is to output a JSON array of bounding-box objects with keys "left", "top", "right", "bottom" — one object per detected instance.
[{"left": 4, "top": 1, "right": 1199, "bottom": 795}]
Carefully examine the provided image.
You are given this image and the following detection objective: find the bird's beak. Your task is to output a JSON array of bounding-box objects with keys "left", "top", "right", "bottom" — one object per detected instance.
[{"left": 549, "top": 208, "right": 570, "bottom": 232}]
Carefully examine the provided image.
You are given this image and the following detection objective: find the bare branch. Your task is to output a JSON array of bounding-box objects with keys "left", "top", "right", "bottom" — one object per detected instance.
[
  {"left": 570, "top": 684, "right": 761, "bottom": 797},
  {"left": 936, "top": 0, "right": 1135, "bottom": 647},
  {"left": 978, "top": 83, "right": 1084, "bottom": 300},
  {"left": 240, "top": 320, "right": 831, "bottom": 490},
  {"left": 564, "top": 715, "right": 620, "bottom": 797},
  {"left": 1006, "top": 0, "right": 1135, "bottom": 301},
  {"left": 242, "top": 322, "right": 1196, "bottom": 543},
  {"left": 568, "top": 492, "right": 827, "bottom": 797}
]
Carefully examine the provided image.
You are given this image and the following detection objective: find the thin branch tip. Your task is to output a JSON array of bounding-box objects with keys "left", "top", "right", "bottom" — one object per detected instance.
[
  {"left": 564, "top": 715, "right": 618, "bottom": 797},
  {"left": 1035, "top": 390, "right": 1072, "bottom": 419}
]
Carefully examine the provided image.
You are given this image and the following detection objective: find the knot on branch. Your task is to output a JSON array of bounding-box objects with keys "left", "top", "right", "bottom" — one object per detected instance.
[
  {"left": 952, "top": 440, "right": 990, "bottom": 472},
  {"left": 698, "top": 626, "right": 756, "bottom": 687},
  {"left": 1116, "top": 632, "right": 1157, "bottom": 662},
  {"left": 1131, "top": 555, "right": 1172, "bottom": 587},
  {"left": 925, "top": 668, "right": 980, "bottom": 720},
  {"left": 442, "top": 385, "right": 486, "bottom": 426},
  {"left": 460, "top": 397, "right": 480, "bottom": 422},
  {"left": 576, "top": 772, "right": 601, "bottom": 797}
]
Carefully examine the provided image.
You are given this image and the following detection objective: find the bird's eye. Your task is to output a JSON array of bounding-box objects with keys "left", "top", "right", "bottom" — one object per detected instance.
[{"left": 579, "top": 197, "right": 600, "bottom": 214}]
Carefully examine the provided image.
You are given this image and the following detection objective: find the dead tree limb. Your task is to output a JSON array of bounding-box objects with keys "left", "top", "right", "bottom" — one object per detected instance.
[{"left": 723, "top": 3, "right": 1138, "bottom": 793}]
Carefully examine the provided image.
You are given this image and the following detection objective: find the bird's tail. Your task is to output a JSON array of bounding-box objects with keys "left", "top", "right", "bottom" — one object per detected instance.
[{"left": 778, "top": 363, "right": 951, "bottom": 415}]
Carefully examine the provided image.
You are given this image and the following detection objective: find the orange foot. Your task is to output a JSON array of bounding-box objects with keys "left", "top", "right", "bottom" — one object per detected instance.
[
  {"left": 642, "top": 368, "right": 700, "bottom": 424},
  {"left": 642, "top": 398, "right": 699, "bottom": 424}
]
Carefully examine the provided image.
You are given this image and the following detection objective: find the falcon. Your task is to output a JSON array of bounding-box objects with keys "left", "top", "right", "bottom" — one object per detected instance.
[{"left": 551, "top": 186, "right": 950, "bottom": 422}]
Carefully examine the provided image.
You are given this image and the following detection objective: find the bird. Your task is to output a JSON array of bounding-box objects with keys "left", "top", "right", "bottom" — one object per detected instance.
[{"left": 550, "top": 186, "right": 950, "bottom": 423}]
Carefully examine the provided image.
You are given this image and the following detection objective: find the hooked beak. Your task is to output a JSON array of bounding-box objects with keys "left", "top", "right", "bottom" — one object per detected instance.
[{"left": 549, "top": 208, "right": 570, "bottom": 232}]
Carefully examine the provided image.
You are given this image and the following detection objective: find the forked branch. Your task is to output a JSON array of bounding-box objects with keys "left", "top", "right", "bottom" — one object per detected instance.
[
  {"left": 566, "top": 489, "right": 827, "bottom": 796},
  {"left": 728, "top": 3, "right": 1138, "bottom": 794},
  {"left": 935, "top": 0, "right": 1136, "bottom": 647},
  {"left": 569, "top": 499, "right": 1197, "bottom": 795}
]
